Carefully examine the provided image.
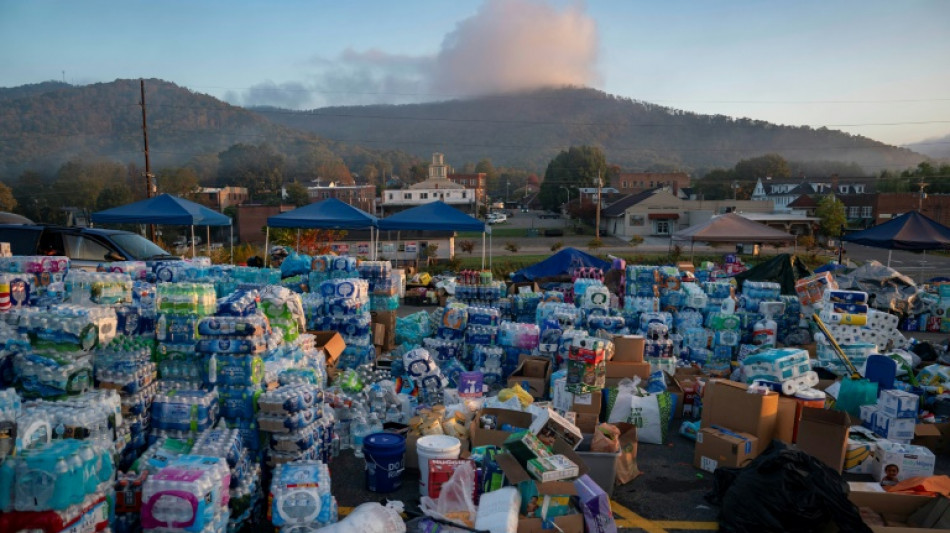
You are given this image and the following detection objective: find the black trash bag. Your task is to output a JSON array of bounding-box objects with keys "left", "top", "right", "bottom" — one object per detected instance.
[
  {"left": 706, "top": 441, "right": 872, "bottom": 533},
  {"left": 913, "top": 341, "right": 938, "bottom": 363}
]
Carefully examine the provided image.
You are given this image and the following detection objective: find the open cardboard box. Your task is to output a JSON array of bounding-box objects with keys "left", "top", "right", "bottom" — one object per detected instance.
[
  {"left": 701, "top": 379, "right": 778, "bottom": 456},
  {"left": 570, "top": 391, "right": 603, "bottom": 434},
  {"left": 508, "top": 356, "right": 553, "bottom": 399},
  {"left": 310, "top": 330, "right": 346, "bottom": 367},
  {"left": 470, "top": 408, "right": 536, "bottom": 448},
  {"left": 604, "top": 361, "right": 651, "bottom": 387},
  {"left": 795, "top": 407, "right": 851, "bottom": 473},
  {"left": 496, "top": 438, "right": 590, "bottom": 533},
  {"left": 832, "top": 492, "right": 950, "bottom": 532}
]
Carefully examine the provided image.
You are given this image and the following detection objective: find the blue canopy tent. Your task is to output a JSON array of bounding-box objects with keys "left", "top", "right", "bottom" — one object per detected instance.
[
  {"left": 377, "top": 201, "right": 490, "bottom": 268},
  {"left": 91, "top": 193, "right": 232, "bottom": 260},
  {"left": 843, "top": 211, "right": 950, "bottom": 267},
  {"left": 265, "top": 198, "right": 378, "bottom": 263},
  {"left": 510, "top": 247, "right": 610, "bottom": 282}
]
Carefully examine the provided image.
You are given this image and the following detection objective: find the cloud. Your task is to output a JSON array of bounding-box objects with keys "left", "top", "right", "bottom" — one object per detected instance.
[
  {"left": 232, "top": 0, "right": 601, "bottom": 108},
  {"left": 431, "top": 0, "right": 601, "bottom": 97}
]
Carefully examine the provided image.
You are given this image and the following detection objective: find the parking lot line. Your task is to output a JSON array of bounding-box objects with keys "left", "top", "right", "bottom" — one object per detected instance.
[{"left": 611, "top": 500, "right": 719, "bottom": 532}]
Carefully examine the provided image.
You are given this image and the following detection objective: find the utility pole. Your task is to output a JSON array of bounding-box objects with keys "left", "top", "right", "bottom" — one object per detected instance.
[
  {"left": 140, "top": 79, "right": 156, "bottom": 241},
  {"left": 595, "top": 171, "right": 603, "bottom": 240}
]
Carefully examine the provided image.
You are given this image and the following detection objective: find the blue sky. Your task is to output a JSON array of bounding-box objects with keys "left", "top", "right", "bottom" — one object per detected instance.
[{"left": 1, "top": 0, "right": 948, "bottom": 147}]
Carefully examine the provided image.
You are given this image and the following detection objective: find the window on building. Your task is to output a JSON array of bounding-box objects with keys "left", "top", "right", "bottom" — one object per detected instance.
[
  {"left": 840, "top": 186, "right": 849, "bottom": 194},
  {"left": 861, "top": 206, "right": 872, "bottom": 218},
  {"left": 462, "top": 191, "right": 467, "bottom": 198},
  {"left": 848, "top": 206, "right": 859, "bottom": 218},
  {"left": 655, "top": 220, "right": 670, "bottom": 235},
  {"left": 420, "top": 192, "right": 428, "bottom": 200},
  {"left": 628, "top": 215, "right": 645, "bottom": 226},
  {"left": 404, "top": 193, "right": 412, "bottom": 200},
  {"left": 388, "top": 193, "right": 393, "bottom": 200},
  {"left": 622, "top": 181, "right": 628, "bottom": 188},
  {"left": 321, "top": 192, "right": 329, "bottom": 199},
  {"left": 649, "top": 181, "right": 654, "bottom": 187}
]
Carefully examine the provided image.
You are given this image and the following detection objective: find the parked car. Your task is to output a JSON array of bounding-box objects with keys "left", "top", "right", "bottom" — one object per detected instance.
[
  {"left": 538, "top": 211, "right": 561, "bottom": 219},
  {"left": 0, "top": 224, "right": 177, "bottom": 270},
  {"left": 487, "top": 213, "right": 508, "bottom": 224}
]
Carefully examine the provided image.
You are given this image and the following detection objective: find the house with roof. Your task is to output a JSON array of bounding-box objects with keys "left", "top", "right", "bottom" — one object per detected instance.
[
  {"left": 380, "top": 153, "right": 477, "bottom": 214},
  {"left": 601, "top": 189, "right": 773, "bottom": 239}
]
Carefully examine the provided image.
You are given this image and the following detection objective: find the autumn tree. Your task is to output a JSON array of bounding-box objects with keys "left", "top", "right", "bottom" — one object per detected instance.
[
  {"left": 539, "top": 146, "right": 607, "bottom": 210},
  {"left": 217, "top": 143, "right": 285, "bottom": 200},
  {"left": 158, "top": 167, "right": 200, "bottom": 198},
  {"left": 284, "top": 182, "right": 311, "bottom": 206},
  {"left": 816, "top": 195, "right": 846, "bottom": 238},
  {"left": 0, "top": 181, "right": 17, "bottom": 211}
]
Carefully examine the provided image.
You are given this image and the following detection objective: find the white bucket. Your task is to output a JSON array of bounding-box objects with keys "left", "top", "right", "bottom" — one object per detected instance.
[{"left": 416, "top": 434, "right": 461, "bottom": 497}]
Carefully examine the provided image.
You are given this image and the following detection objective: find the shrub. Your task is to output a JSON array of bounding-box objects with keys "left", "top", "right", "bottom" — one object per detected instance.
[
  {"left": 798, "top": 235, "right": 816, "bottom": 250},
  {"left": 629, "top": 235, "right": 644, "bottom": 247},
  {"left": 587, "top": 238, "right": 603, "bottom": 250},
  {"left": 550, "top": 241, "right": 564, "bottom": 252},
  {"left": 504, "top": 241, "right": 520, "bottom": 253},
  {"left": 459, "top": 240, "right": 476, "bottom": 254}
]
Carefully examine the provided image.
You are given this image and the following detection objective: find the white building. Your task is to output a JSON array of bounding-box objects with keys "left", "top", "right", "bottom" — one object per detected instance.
[{"left": 380, "top": 153, "right": 477, "bottom": 213}]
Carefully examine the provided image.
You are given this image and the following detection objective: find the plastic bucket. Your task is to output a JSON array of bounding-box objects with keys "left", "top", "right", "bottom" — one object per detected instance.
[
  {"left": 416, "top": 434, "right": 461, "bottom": 497},
  {"left": 364, "top": 432, "right": 407, "bottom": 493}
]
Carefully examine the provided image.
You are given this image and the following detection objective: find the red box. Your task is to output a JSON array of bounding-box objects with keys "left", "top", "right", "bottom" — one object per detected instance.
[{"left": 927, "top": 316, "right": 942, "bottom": 332}]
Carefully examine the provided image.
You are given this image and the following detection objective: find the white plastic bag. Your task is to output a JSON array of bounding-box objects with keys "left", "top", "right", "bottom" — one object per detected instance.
[
  {"left": 607, "top": 377, "right": 641, "bottom": 423},
  {"left": 420, "top": 460, "right": 477, "bottom": 528},
  {"left": 320, "top": 501, "right": 406, "bottom": 533}
]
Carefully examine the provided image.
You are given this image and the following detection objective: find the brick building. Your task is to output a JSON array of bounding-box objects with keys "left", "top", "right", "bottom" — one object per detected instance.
[
  {"left": 610, "top": 172, "right": 690, "bottom": 196},
  {"left": 306, "top": 184, "right": 376, "bottom": 214},
  {"left": 195, "top": 186, "right": 249, "bottom": 212},
  {"left": 235, "top": 204, "right": 295, "bottom": 244},
  {"left": 448, "top": 173, "right": 487, "bottom": 208},
  {"left": 875, "top": 193, "right": 950, "bottom": 227}
]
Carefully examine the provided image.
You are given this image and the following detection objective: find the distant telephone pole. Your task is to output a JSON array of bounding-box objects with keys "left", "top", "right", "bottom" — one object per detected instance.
[{"left": 140, "top": 79, "right": 156, "bottom": 240}]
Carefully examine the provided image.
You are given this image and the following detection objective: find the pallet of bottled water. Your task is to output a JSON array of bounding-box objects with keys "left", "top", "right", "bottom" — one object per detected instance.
[
  {"left": 151, "top": 386, "right": 219, "bottom": 434},
  {"left": 268, "top": 460, "right": 336, "bottom": 529},
  {"left": 141, "top": 454, "right": 230, "bottom": 533},
  {"left": 16, "top": 304, "right": 117, "bottom": 351}
]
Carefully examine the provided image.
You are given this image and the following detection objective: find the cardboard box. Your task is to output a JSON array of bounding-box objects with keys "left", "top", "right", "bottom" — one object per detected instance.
[
  {"left": 846, "top": 426, "right": 886, "bottom": 475},
  {"left": 507, "top": 357, "right": 552, "bottom": 399},
  {"left": 774, "top": 396, "right": 797, "bottom": 444},
  {"left": 470, "top": 408, "right": 535, "bottom": 448},
  {"left": 878, "top": 390, "right": 919, "bottom": 420},
  {"left": 527, "top": 454, "right": 580, "bottom": 482},
  {"left": 611, "top": 335, "right": 645, "bottom": 363},
  {"left": 370, "top": 310, "right": 397, "bottom": 352},
  {"left": 676, "top": 261, "right": 695, "bottom": 273},
  {"left": 427, "top": 458, "right": 473, "bottom": 499},
  {"left": 570, "top": 391, "right": 603, "bottom": 433},
  {"left": 694, "top": 426, "right": 758, "bottom": 472},
  {"left": 673, "top": 367, "right": 705, "bottom": 420},
  {"left": 842, "top": 492, "right": 950, "bottom": 532},
  {"left": 871, "top": 442, "right": 936, "bottom": 483},
  {"left": 508, "top": 281, "right": 540, "bottom": 296},
  {"left": 496, "top": 438, "right": 589, "bottom": 533},
  {"left": 796, "top": 407, "right": 851, "bottom": 473},
  {"left": 310, "top": 331, "right": 346, "bottom": 367},
  {"left": 912, "top": 423, "right": 943, "bottom": 453},
  {"left": 530, "top": 407, "right": 583, "bottom": 449},
  {"left": 700, "top": 379, "right": 778, "bottom": 455},
  {"left": 874, "top": 412, "right": 916, "bottom": 442},
  {"left": 604, "top": 361, "right": 652, "bottom": 387}
]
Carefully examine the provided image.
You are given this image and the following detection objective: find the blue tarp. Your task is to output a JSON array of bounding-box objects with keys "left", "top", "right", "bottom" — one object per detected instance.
[
  {"left": 91, "top": 193, "right": 231, "bottom": 226},
  {"left": 843, "top": 211, "right": 950, "bottom": 251},
  {"left": 267, "top": 197, "right": 377, "bottom": 229},
  {"left": 510, "top": 247, "right": 611, "bottom": 282},
  {"left": 378, "top": 201, "right": 486, "bottom": 232}
]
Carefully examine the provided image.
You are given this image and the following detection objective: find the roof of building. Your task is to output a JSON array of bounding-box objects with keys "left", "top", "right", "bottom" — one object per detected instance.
[
  {"left": 602, "top": 189, "right": 660, "bottom": 217},
  {"left": 787, "top": 194, "right": 818, "bottom": 208},
  {"left": 680, "top": 187, "right": 694, "bottom": 198},
  {"left": 837, "top": 193, "right": 877, "bottom": 207},
  {"left": 409, "top": 177, "right": 464, "bottom": 190}
]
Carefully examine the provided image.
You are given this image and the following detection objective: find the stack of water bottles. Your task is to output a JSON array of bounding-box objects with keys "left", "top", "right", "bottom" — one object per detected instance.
[
  {"left": 309, "top": 254, "right": 358, "bottom": 287},
  {"left": 150, "top": 383, "right": 219, "bottom": 442},
  {"left": 0, "top": 438, "right": 115, "bottom": 523},
  {"left": 511, "top": 291, "right": 542, "bottom": 323},
  {"left": 259, "top": 286, "right": 306, "bottom": 343},
  {"left": 359, "top": 260, "right": 399, "bottom": 312},
  {"left": 191, "top": 427, "right": 260, "bottom": 531},
  {"left": 64, "top": 270, "right": 133, "bottom": 306},
  {"left": 95, "top": 335, "right": 157, "bottom": 467},
  {"left": 268, "top": 460, "right": 338, "bottom": 531},
  {"left": 0, "top": 255, "right": 69, "bottom": 305},
  {"left": 454, "top": 269, "right": 505, "bottom": 307},
  {"left": 140, "top": 453, "right": 231, "bottom": 533},
  {"left": 497, "top": 320, "right": 540, "bottom": 375},
  {"left": 312, "top": 278, "right": 373, "bottom": 369},
  {"left": 113, "top": 280, "right": 158, "bottom": 337},
  {"left": 257, "top": 382, "right": 333, "bottom": 467}
]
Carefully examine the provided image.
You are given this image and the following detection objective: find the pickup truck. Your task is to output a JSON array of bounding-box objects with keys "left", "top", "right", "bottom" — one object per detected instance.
[{"left": 0, "top": 224, "right": 178, "bottom": 271}]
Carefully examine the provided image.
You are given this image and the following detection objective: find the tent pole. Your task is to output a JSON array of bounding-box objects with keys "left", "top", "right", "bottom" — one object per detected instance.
[
  {"left": 481, "top": 232, "right": 485, "bottom": 270},
  {"left": 230, "top": 225, "right": 234, "bottom": 265},
  {"left": 887, "top": 249, "right": 892, "bottom": 268},
  {"left": 191, "top": 226, "right": 196, "bottom": 258},
  {"left": 264, "top": 227, "right": 270, "bottom": 268},
  {"left": 690, "top": 241, "right": 695, "bottom": 262},
  {"left": 206, "top": 226, "right": 211, "bottom": 257}
]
